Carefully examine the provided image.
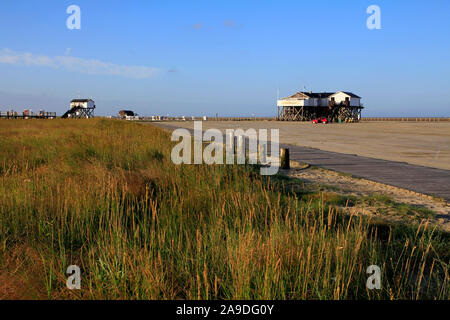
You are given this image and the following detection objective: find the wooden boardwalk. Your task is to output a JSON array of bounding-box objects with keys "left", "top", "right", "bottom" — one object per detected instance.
[
  {"left": 281, "top": 144, "right": 450, "bottom": 202},
  {"left": 154, "top": 123, "right": 450, "bottom": 202}
]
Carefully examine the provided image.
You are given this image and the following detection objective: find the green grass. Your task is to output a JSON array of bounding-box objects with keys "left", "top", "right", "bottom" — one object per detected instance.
[
  {"left": 311, "top": 193, "right": 437, "bottom": 220},
  {"left": 0, "top": 118, "right": 448, "bottom": 300},
  {"left": 360, "top": 194, "right": 437, "bottom": 219}
]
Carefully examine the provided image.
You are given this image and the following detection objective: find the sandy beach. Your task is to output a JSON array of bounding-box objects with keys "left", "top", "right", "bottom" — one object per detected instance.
[{"left": 159, "top": 121, "right": 450, "bottom": 170}]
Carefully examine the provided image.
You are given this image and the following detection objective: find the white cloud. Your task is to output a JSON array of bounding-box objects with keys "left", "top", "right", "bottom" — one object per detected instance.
[{"left": 0, "top": 48, "right": 161, "bottom": 79}]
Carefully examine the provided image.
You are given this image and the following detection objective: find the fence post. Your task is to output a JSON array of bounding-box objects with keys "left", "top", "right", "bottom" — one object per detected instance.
[
  {"left": 280, "top": 148, "right": 290, "bottom": 169},
  {"left": 259, "top": 143, "right": 267, "bottom": 165}
]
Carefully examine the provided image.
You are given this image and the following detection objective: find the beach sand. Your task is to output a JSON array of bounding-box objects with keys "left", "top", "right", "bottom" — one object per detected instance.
[{"left": 159, "top": 121, "right": 450, "bottom": 170}]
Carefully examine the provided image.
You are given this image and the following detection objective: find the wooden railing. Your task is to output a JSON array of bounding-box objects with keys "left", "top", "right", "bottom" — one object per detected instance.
[{"left": 361, "top": 117, "right": 450, "bottom": 122}]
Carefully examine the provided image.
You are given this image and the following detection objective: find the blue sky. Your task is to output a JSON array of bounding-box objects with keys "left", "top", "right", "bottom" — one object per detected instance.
[{"left": 0, "top": 0, "right": 449, "bottom": 117}]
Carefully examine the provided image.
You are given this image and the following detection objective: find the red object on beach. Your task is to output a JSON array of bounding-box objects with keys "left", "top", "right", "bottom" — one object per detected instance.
[{"left": 312, "top": 117, "right": 328, "bottom": 124}]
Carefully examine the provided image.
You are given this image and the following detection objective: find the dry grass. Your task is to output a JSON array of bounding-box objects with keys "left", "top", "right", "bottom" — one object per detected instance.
[{"left": 0, "top": 118, "right": 448, "bottom": 300}]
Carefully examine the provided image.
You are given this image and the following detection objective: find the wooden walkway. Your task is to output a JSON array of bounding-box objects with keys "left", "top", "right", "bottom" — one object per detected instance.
[
  {"left": 281, "top": 144, "right": 450, "bottom": 202},
  {"left": 154, "top": 123, "right": 450, "bottom": 202}
]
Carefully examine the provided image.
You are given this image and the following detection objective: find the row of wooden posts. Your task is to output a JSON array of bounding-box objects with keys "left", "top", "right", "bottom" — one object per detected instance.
[{"left": 228, "top": 133, "right": 290, "bottom": 170}]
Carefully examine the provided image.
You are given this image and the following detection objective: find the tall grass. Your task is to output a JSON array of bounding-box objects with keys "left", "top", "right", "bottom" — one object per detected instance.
[{"left": 0, "top": 119, "right": 448, "bottom": 299}]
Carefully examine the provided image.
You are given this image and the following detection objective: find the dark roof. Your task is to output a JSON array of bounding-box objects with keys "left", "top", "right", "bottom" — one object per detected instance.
[
  {"left": 341, "top": 92, "right": 361, "bottom": 98},
  {"left": 300, "top": 92, "right": 336, "bottom": 98},
  {"left": 71, "top": 99, "right": 93, "bottom": 103},
  {"left": 119, "top": 110, "right": 135, "bottom": 116},
  {"left": 283, "top": 91, "right": 361, "bottom": 100}
]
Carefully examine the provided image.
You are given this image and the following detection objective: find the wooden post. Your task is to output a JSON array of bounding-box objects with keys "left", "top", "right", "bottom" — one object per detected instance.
[
  {"left": 280, "top": 148, "right": 290, "bottom": 169},
  {"left": 226, "top": 132, "right": 235, "bottom": 165},
  {"left": 258, "top": 143, "right": 267, "bottom": 165},
  {"left": 227, "top": 132, "right": 234, "bottom": 152},
  {"left": 236, "top": 135, "right": 245, "bottom": 164}
]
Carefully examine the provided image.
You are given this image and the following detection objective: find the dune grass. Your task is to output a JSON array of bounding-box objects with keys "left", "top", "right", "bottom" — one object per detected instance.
[{"left": 0, "top": 118, "right": 448, "bottom": 300}]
